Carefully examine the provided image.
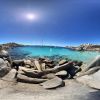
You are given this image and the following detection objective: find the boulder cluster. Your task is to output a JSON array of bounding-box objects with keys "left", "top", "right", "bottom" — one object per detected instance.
[
  {"left": 0, "top": 49, "right": 83, "bottom": 89},
  {"left": 0, "top": 50, "right": 11, "bottom": 77},
  {"left": 1, "top": 49, "right": 100, "bottom": 90},
  {"left": 12, "top": 57, "right": 82, "bottom": 89}
]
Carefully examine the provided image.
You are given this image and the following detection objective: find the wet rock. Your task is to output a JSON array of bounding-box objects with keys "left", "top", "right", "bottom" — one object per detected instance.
[
  {"left": 0, "top": 58, "right": 11, "bottom": 77},
  {"left": 40, "top": 77, "right": 65, "bottom": 89}
]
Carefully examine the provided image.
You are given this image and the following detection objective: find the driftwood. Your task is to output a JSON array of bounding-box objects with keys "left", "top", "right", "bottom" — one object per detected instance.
[
  {"left": 17, "top": 74, "right": 48, "bottom": 84},
  {"left": 22, "top": 62, "right": 73, "bottom": 78}
]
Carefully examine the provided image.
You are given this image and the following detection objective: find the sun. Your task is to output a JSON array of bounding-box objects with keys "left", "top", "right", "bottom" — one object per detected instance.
[{"left": 26, "top": 13, "right": 36, "bottom": 20}]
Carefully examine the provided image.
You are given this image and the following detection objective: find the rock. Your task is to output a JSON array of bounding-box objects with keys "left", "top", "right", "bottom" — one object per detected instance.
[
  {"left": 22, "top": 69, "right": 42, "bottom": 78},
  {"left": 24, "top": 59, "right": 31, "bottom": 65},
  {"left": 34, "top": 60, "right": 42, "bottom": 72},
  {"left": 77, "top": 66, "right": 100, "bottom": 77},
  {"left": 84, "top": 55, "right": 100, "bottom": 72},
  {"left": 42, "top": 73, "right": 56, "bottom": 79},
  {"left": 0, "top": 58, "right": 11, "bottom": 77},
  {"left": 0, "top": 50, "right": 9, "bottom": 57},
  {"left": 43, "top": 59, "right": 54, "bottom": 64},
  {"left": 17, "top": 74, "right": 48, "bottom": 84},
  {"left": 2, "top": 69, "right": 17, "bottom": 81},
  {"left": 55, "top": 70, "right": 67, "bottom": 77},
  {"left": 41, "top": 63, "right": 46, "bottom": 71},
  {"left": 40, "top": 77, "right": 65, "bottom": 89},
  {"left": 76, "top": 70, "right": 100, "bottom": 89},
  {"left": 25, "top": 65, "right": 31, "bottom": 68},
  {"left": 59, "top": 59, "right": 68, "bottom": 65},
  {"left": 12, "top": 60, "right": 25, "bottom": 70}
]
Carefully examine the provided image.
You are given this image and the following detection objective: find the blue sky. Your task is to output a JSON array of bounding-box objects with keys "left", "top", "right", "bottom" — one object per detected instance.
[{"left": 0, "top": 0, "right": 100, "bottom": 46}]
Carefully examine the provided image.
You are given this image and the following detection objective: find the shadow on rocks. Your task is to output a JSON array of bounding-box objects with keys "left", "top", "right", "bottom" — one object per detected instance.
[{"left": 86, "top": 90, "right": 100, "bottom": 100}]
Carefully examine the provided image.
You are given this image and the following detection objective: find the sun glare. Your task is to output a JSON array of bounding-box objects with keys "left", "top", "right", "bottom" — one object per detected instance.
[{"left": 26, "top": 13, "right": 36, "bottom": 20}]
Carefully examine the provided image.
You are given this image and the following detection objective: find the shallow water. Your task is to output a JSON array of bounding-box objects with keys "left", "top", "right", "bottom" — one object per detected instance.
[{"left": 8, "top": 46, "right": 100, "bottom": 63}]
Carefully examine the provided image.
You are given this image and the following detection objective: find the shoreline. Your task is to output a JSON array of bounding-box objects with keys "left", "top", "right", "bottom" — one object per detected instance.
[{"left": 0, "top": 45, "right": 100, "bottom": 100}]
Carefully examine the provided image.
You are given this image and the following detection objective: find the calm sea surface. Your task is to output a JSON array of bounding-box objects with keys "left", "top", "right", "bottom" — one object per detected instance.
[{"left": 8, "top": 46, "right": 100, "bottom": 63}]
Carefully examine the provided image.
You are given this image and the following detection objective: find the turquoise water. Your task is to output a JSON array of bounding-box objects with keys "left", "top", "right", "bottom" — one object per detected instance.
[{"left": 8, "top": 46, "right": 100, "bottom": 63}]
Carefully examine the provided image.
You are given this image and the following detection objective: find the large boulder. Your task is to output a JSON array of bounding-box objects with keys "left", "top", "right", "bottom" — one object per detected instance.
[
  {"left": 76, "top": 70, "right": 100, "bottom": 89},
  {"left": 0, "top": 58, "right": 11, "bottom": 77},
  {"left": 40, "top": 77, "right": 65, "bottom": 89},
  {"left": 83, "top": 55, "right": 100, "bottom": 72},
  {"left": 0, "top": 50, "right": 9, "bottom": 56},
  {"left": 55, "top": 70, "right": 67, "bottom": 78}
]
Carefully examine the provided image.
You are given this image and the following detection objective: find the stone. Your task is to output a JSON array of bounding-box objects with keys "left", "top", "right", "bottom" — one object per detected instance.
[
  {"left": 41, "top": 63, "right": 46, "bottom": 71},
  {"left": 42, "top": 73, "right": 56, "bottom": 79},
  {"left": 34, "top": 60, "right": 42, "bottom": 72},
  {"left": 55, "top": 70, "right": 67, "bottom": 77},
  {"left": 12, "top": 60, "right": 25, "bottom": 67},
  {"left": 58, "top": 59, "right": 68, "bottom": 65},
  {"left": 17, "top": 74, "right": 47, "bottom": 84},
  {"left": 25, "top": 65, "right": 31, "bottom": 68},
  {"left": 2, "top": 69, "right": 17, "bottom": 81},
  {"left": 40, "top": 77, "right": 65, "bottom": 89},
  {"left": 0, "top": 58, "right": 11, "bottom": 77},
  {"left": 0, "top": 50, "right": 9, "bottom": 57},
  {"left": 77, "top": 66, "right": 100, "bottom": 77},
  {"left": 24, "top": 59, "right": 32, "bottom": 65},
  {"left": 83, "top": 55, "right": 100, "bottom": 72},
  {"left": 76, "top": 70, "right": 100, "bottom": 89}
]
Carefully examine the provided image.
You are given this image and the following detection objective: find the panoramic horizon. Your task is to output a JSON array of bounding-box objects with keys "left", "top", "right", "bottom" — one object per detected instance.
[{"left": 0, "top": 0, "right": 100, "bottom": 46}]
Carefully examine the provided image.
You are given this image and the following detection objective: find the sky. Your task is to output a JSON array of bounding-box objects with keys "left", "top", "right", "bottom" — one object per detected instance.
[{"left": 0, "top": 0, "right": 100, "bottom": 46}]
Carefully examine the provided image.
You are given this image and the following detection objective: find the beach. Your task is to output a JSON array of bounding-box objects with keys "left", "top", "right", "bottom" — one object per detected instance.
[{"left": 0, "top": 43, "right": 100, "bottom": 100}]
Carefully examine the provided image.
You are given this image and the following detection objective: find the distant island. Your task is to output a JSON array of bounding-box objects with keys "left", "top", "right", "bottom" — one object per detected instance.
[{"left": 0, "top": 42, "right": 24, "bottom": 50}]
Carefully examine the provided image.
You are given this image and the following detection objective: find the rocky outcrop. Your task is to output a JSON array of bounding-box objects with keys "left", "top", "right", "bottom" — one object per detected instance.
[
  {"left": 76, "top": 70, "right": 100, "bottom": 89},
  {"left": 0, "top": 58, "right": 11, "bottom": 77},
  {"left": 68, "top": 44, "right": 100, "bottom": 51},
  {"left": 0, "top": 42, "right": 24, "bottom": 50}
]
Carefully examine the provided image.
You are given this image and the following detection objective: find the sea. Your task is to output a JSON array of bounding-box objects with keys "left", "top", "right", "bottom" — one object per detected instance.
[{"left": 8, "top": 46, "right": 100, "bottom": 63}]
